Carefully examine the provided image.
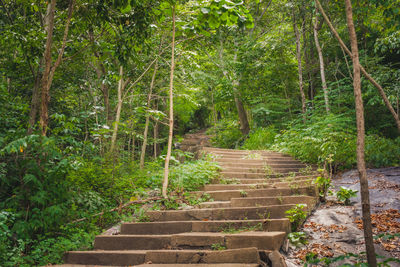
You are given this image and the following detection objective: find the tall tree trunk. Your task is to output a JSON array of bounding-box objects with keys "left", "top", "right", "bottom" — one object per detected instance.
[
  {"left": 140, "top": 61, "right": 159, "bottom": 169},
  {"left": 39, "top": 0, "right": 56, "bottom": 136},
  {"left": 316, "top": 0, "right": 400, "bottom": 133},
  {"left": 313, "top": 15, "right": 330, "bottom": 113},
  {"left": 293, "top": 12, "right": 307, "bottom": 122},
  {"left": 39, "top": 0, "right": 74, "bottom": 136},
  {"left": 344, "top": 1, "right": 377, "bottom": 266},
  {"left": 162, "top": 6, "right": 176, "bottom": 198},
  {"left": 110, "top": 66, "right": 123, "bottom": 153}
]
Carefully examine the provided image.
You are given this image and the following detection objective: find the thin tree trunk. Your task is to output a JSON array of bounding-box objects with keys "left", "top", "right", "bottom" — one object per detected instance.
[
  {"left": 27, "top": 73, "right": 42, "bottom": 134},
  {"left": 39, "top": 0, "right": 56, "bottom": 136},
  {"left": 154, "top": 115, "right": 159, "bottom": 159},
  {"left": 316, "top": 0, "right": 400, "bottom": 133},
  {"left": 162, "top": 6, "right": 176, "bottom": 198},
  {"left": 313, "top": 15, "right": 330, "bottom": 113},
  {"left": 39, "top": 0, "right": 74, "bottom": 136},
  {"left": 293, "top": 12, "right": 307, "bottom": 122},
  {"left": 140, "top": 61, "right": 159, "bottom": 169},
  {"left": 110, "top": 66, "right": 123, "bottom": 153},
  {"left": 344, "top": 1, "right": 377, "bottom": 266}
]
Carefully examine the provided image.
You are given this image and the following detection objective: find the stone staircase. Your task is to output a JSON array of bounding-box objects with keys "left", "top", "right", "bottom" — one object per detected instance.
[{"left": 64, "top": 141, "right": 319, "bottom": 266}]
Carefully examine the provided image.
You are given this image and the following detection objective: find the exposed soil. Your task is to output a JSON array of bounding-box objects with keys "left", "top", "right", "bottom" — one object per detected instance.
[{"left": 285, "top": 167, "right": 400, "bottom": 266}]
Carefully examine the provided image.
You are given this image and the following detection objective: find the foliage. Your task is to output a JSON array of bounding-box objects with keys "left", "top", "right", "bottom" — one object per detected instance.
[
  {"left": 208, "top": 120, "right": 243, "bottom": 148},
  {"left": 313, "top": 175, "right": 332, "bottom": 202},
  {"left": 285, "top": 204, "right": 308, "bottom": 231},
  {"left": 242, "top": 126, "right": 277, "bottom": 150},
  {"left": 336, "top": 187, "right": 358, "bottom": 205},
  {"left": 288, "top": 231, "right": 308, "bottom": 247},
  {"left": 304, "top": 252, "right": 400, "bottom": 267}
]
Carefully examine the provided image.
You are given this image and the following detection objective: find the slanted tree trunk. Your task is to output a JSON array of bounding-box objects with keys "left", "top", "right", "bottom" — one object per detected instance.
[
  {"left": 313, "top": 14, "right": 330, "bottom": 113},
  {"left": 162, "top": 6, "right": 176, "bottom": 198},
  {"left": 315, "top": 0, "right": 400, "bottom": 133},
  {"left": 140, "top": 61, "right": 159, "bottom": 169},
  {"left": 344, "top": 1, "right": 377, "bottom": 266},
  {"left": 293, "top": 12, "right": 307, "bottom": 122},
  {"left": 110, "top": 66, "right": 124, "bottom": 153}
]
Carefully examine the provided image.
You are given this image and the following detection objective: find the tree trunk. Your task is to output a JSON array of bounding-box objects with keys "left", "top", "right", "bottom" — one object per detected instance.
[
  {"left": 313, "top": 15, "right": 330, "bottom": 113},
  {"left": 153, "top": 114, "right": 159, "bottom": 159},
  {"left": 140, "top": 61, "right": 159, "bottom": 169},
  {"left": 110, "top": 66, "right": 123, "bottom": 153},
  {"left": 293, "top": 12, "right": 307, "bottom": 122},
  {"left": 39, "top": 0, "right": 56, "bottom": 136},
  {"left": 344, "top": 1, "right": 377, "bottom": 266},
  {"left": 27, "top": 73, "right": 42, "bottom": 134},
  {"left": 38, "top": 0, "right": 74, "bottom": 136},
  {"left": 162, "top": 6, "right": 176, "bottom": 198},
  {"left": 316, "top": 0, "right": 400, "bottom": 133}
]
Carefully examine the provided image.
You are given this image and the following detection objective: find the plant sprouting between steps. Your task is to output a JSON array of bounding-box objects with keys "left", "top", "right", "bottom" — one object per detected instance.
[
  {"left": 285, "top": 204, "right": 308, "bottom": 231},
  {"left": 240, "top": 190, "right": 248, "bottom": 197},
  {"left": 287, "top": 231, "right": 308, "bottom": 247},
  {"left": 336, "top": 187, "right": 358, "bottom": 205},
  {"left": 211, "top": 243, "right": 226, "bottom": 250}
]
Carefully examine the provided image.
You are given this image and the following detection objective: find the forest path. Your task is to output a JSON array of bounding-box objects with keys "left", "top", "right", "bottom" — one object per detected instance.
[{"left": 63, "top": 131, "right": 319, "bottom": 266}]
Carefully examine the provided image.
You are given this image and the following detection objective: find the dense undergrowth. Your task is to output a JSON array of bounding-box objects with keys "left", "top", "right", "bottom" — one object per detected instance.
[
  {"left": 210, "top": 113, "right": 400, "bottom": 171},
  {"left": 0, "top": 137, "right": 219, "bottom": 266}
]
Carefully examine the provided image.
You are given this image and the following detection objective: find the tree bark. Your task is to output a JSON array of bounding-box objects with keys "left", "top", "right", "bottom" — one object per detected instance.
[
  {"left": 27, "top": 73, "right": 42, "bottom": 134},
  {"left": 344, "top": 1, "right": 377, "bottom": 266},
  {"left": 110, "top": 66, "right": 123, "bottom": 153},
  {"left": 293, "top": 12, "right": 307, "bottom": 122},
  {"left": 313, "top": 15, "right": 330, "bottom": 113},
  {"left": 315, "top": 0, "right": 400, "bottom": 133},
  {"left": 39, "top": 0, "right": 74, "bottom": 136},
  {"left": 162, "top": 6, "right": 176, "bottom": 198},
  {"left": 39, "top": 0, "right": 56, "bottom": 136},
  {"left": 140, "top": 60, "right": 159, "bottom": 169}
]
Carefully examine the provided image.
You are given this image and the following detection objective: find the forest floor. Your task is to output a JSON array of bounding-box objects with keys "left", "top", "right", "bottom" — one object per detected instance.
[{"left": 285, "top": 167, "right": 400, "bottom": 266}]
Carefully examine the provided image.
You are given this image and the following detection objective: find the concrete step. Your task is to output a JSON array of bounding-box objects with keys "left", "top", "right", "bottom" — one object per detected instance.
[
  {"left": 197, "top": 186, "right": 318, "bottom": 201},
  {"left": 121, "top": 219, "right": 291, "bottom": 235},
  {"left": 198, "top": 200, "right": 231, "bottom": 208},
  {"left": 230, "top": 195, "right": 317, "bottom": 208},
  {"left": 218, "top": 161, "right": 301, "bottom": 168},
  {"left": 171, "top": 231, "right": 286, "bottom": 250},
  {"left": 204, "top": 180, "right": 314, "bottom": 191},
  {"left": 137, "top": 264, "right": 259, "bottom": 267},
  {"left": 222, "top": 176, "right": 316, "bottom": 184},
  {"left": 221, "top": 172, "right": 267, "bottom": 179},
  {"left": 146, "top": 204, "right": 297, "bottom": 221},
  {"left": 65, "top": 248, "right": 261, "bottom": 265}
]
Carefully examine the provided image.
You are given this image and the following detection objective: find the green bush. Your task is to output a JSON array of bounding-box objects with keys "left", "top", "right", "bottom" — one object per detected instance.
[
  {"left": 147, "top": 159, "right": 221, "bottom": 193},
  {"left": 242, "top": 126, "right": 277, "bottom": 150},
  {"left": 208, "top": 120, "right": 243, "bottom": 148},
  {"left": 273, "top": 114, "right": 357, "bottom": 169},
  {"left": 271, "top": 113, "right": 400, "bottom": 170},
  {"left": 365, "top": 135, "right": 400, "bottom": 167}
]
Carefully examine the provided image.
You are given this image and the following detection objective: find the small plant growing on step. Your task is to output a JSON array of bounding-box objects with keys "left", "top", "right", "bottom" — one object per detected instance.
[
  {"left": 285, "top": 204, "right": 308, "bottom": 231},
  {"left": 288, "top": 232, "right": 308, "bottom": 247},
  {"left": 299, "top": 165, "right": 313, "bottom": 175},
  {"left": 336, "top": 186, "right": 358, "bottom": 205},
  {"left": 211, "top": 243, "right": 226, "bottom": 250},
  {"left": 264, "top": 164, "right": 274, "bottom": 175},
  {"left": 239, "top": 190, "right": 248, "bottom": 197}
]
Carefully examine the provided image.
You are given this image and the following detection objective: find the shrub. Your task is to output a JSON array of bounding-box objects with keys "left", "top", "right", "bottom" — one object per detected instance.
[
  {"left": 208, "top": 120, "right": 243, "bottom": 148},
  {"left": 242, "top": 126, "right": 277, "bottom": 150}
]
